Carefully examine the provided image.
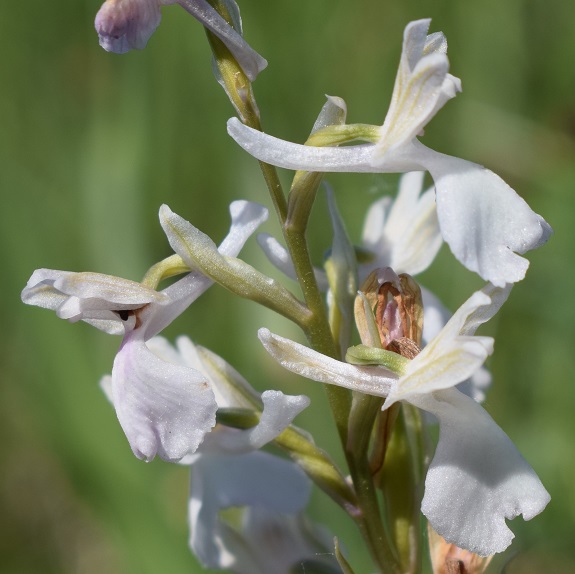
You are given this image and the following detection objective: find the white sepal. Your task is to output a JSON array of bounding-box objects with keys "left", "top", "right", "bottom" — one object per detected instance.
[
  {"left": 159, "top": 201, "right": 267, "bottom": 269},
  {"left": 258, "top": 328, "right": 397, "bottom": 396}
]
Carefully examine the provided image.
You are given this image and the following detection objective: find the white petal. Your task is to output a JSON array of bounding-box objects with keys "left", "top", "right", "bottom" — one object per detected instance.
[
  {"left": 21, "top": 269, "right": 74, "bottom": 310},
  {"left": 22, "top": 269, "right": 164, "bottom": 332},
  {"left": 257, "top": 233, "right": 299, "bottom": 280},
  {"left": 178, "top": 0, "right": 267, "bottom": 81},
  {"left": 384, "top": 172, "right": 442, "bottom": 275},
  {"left": 401, "top": 19, "right": 432, "bottom": 70},
  {"left": 413, "top": 142, "right": 552, "bottom": 286},
  {"left": 99, "top": 374, "right": 113, "bottom": 403},
  {"left": 218, "top": 200, "right": 269, "bottom": 257},
  {"left": 420, "top": 287, "right": 493, "bottom": 404},
  {"left": 457, "top": 366, "right": 492, "bottom": 404},
  {"left": 386, "top": 336, "right": 493, "bottom": 409},
  {"left": 189, "top": 451, "right": 311, "bottom": 569},
  {"left": 432, "top": 282, "right": 511, "bottom": 342},
  {"left": 376, "top": 20, "right": 454, "bottom": 157},
  {"left": 258, "top": 328, "right": 396, "bottom": 396},
  {"left": 111, "top": 332, "right": 217, "bottom": 462},
  {"left": 54, "top": 271, "right": 165, "bottom": 305},
  {"left": 382, "top": 172, "right": 426, "bottom": 239},
  {"left": 228, "top": 118, "right": 377, "bottom": 172},
  {"left": 424, "top": 31, "right": 447, "bottom": 55},
  {"left": 148, "top": 201, "right": 267, "bottom": 338},
  {"left": 95, "top": 0, "right": 161, "bottom": 53},
  {"left": 311, "top": 95, "right": 347, "bottom": 133},
  {"left": 420, "top": 286, "right": 449, "bottom": 345},
  {"left": 145, "top": 272, "right": 212, "bottom": 338},
  {"left": 385, "top": 284, "right": 511, "bottom": 406},
  {"left": 414, "top": 388, "right": 550, "bottom": 556},
  {"left": 361, "top": 195, "right": 392, "bottom": 253}
]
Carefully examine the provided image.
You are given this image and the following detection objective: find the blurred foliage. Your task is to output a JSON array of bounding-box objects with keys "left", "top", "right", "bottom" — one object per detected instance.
[{"left": 1, "top": 0, "right": 574, "bottom": 572}]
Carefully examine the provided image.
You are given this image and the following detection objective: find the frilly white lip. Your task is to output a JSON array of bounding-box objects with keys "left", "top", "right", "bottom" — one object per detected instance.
[{"left": 227, "top": 18, "right": 552, "bottom": 287}]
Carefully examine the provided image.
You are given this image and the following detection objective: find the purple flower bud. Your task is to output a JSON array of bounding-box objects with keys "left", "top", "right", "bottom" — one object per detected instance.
[{"left": 95, "top": 0, "right": 162, "bottom": 54}]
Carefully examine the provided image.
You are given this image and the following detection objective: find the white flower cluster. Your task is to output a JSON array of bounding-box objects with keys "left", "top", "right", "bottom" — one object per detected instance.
[{"left": 22, "top": 8, "right": 551, "bottom": 574}]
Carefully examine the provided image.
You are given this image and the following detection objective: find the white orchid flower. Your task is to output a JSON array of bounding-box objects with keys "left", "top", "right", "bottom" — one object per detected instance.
[
  {"left": 258, "top": 282, "right": 550, "bottom": 556},
  {"left": 228, "top": 19, "right": 551, "bottom": 286},
  {"left": 190, "top": 451, "right": 335, "bottom": 574},
  {"left": 22, "top": 201, "right": 268, "bottom": 462},
  {"left": 95, "top": 0, "right": 267, "bottom": 81},
  {"left": 123, "top": 335, "right": 331, "bottom": 574}
]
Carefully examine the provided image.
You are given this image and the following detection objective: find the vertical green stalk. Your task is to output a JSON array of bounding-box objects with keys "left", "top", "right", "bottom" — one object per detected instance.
[
  {"left": 347, "top": 394, "right": 403, "bottom": 574},
  {"left": 203, "top": 5, "right": 398, "bottom": 571}
]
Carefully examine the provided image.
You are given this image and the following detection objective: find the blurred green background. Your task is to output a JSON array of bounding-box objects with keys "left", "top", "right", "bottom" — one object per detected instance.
[{"left": 1, "top": 0, "right": 574, "bottom": 572}]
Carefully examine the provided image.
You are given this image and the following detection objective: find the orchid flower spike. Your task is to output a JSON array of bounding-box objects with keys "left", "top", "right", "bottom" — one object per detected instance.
[
  {"left": 21, "top": 200, "right": 268, "bottom": 462},
  {"left": 95, "top": 0, "right": 267, "bottom": 81},
  {"left": 228, "top": 19, "right": 551, "bottom": 286},
  {"left": 258, "top": 275, "right": 550, "bottom": 556}
]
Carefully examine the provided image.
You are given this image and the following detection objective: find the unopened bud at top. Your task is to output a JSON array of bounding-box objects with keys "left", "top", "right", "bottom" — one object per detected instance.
[{"left": 95, "top": 0, "right": 167, "bottom": 54}]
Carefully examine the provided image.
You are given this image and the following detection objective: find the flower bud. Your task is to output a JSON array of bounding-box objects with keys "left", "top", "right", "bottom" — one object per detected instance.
[{"left": 95, "top": 0, "right": 162, "bottom": 54}]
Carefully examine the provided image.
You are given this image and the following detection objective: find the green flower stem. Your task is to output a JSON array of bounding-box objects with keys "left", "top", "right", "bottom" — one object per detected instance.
[
  {"left": 257, "top": 159, "right": 288, "bottom": 232},
  {"left": 378, "top": 406, "right": 422, "bottom": 574},
  {"left": 287, "top": 171, "right": 323, "bottom": 231},
  {"left": 284, "top": 214, "right": 353, "bottom": 444},
  {"left": 277, "top": 425, "right": 358, "bottom": 513},
  {"left": 205, "top": 1, "right": 288, "bottom": 220},
  {"left": 203, "top": 6, "right": 393, "bottom": 571},
  {"left": 347, "top": 393, "right": 403, "bottom": 574},
  {"left": 141, "top": 254, "right": 190, "bottom": 289}
]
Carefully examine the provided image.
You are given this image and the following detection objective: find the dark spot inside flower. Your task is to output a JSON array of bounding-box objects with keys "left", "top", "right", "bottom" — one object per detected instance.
[{"left": 117, "top": 310, "right": 131, "bottom": 321}]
